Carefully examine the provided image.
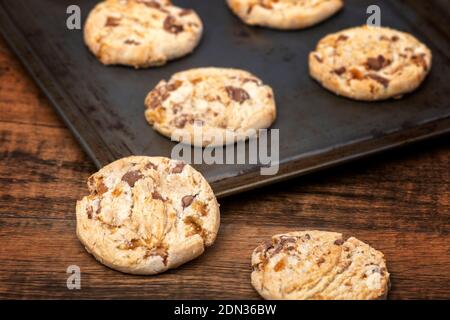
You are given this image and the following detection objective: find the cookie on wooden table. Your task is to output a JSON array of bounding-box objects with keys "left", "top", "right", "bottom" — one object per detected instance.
[
  {"left": 251, "top": 231, "right": 390, "bottom": 300},
  {"left": 144, "top": 67, "right": 276, "bottom": 147},
  {"left": 309, "top": 25, "right": 432, "bottom": 101},
  {"left": 226, "top": 0, "right": 343, "bottom": 30},
  {"left": 84, "top": 0, "right": 203, "bottom": 68},
  {"left": 76, "top": 156, "right": 220, "bottom": 275}
]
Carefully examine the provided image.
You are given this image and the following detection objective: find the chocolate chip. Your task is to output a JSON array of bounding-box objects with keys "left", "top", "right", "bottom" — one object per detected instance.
[
  {"left": 148, "top": 96, "right": 161, "bottom": 109},
  {"left": 368, "top": 74, "right": 390, "bottom": 88},
  {"left": 163, "top": 16, "right": 184, "bottom": 34},
  {"left": 333, "top": 67, "right": 346, "bottom": 76},
  {"left": 304, "top": 234, "right": 311, "bottom": 240},
  {"left": 171, "top": 162, "right": 185, "bottom": 174},
  {"left": 392, "top": 35, "right": 399, "bottom": 42},
  {"left": 317, "top": 257, "right": 325, "bottom": 266},
  {"left": 105, "top": 17, "right": 120, "bottom": 27},
  {"left": 171, "top": 104, "right": 182, "bottom": 115},
  {"left": 124, "top": 39, "right": 141, "bottom": 45},
  {"left": 147, "top": 87, "right": 170, "bottom": 109},
  {"left": 173, "top": 115, "right": 189, "bottom": 128},
  {"left": 97, "top": 181, "right": 108, "bottom": 195},
  {"left": 152, "top": 191, "right": 164, "bottom": 201},
  {"left": 182, "top": 195, "right": 195, "bottom": 208},
  {"left": 256, "top": 240, "right": 273, "bottom": 254},
  {"left": 411, "top": 54, "right": 428, "bottom": 71},
  {"left": 269, "top": 245, "right": 283, "bottom": 257},
  {"left": 162, "top": 92, "right": 171, "bottom": 102},
  {"left": 334, "top": 239, "right": 344, "bottom": 246},
  {"left": 337, "top": 35, "right": 349, "bottom": 41},
  {"left": 314, "top": 54, "right": 323, "bottom": 63},
  {"left": 145, "top": 162, "right": 157, "bottom": 170},
  {"left": 149, "top": 100, "right": 160, "bottom": 110},
  {"left": 225, "top": 86, "right": 250, "bottom": 104},
  {"left": 166, "top": 80, "right": 182, "bottom": 91},
  {"left": 87, "top": 207, "right": 93, "bottom": 219},
  {"left": 121, "top": 170, "right": 143, "bottom": 187},
  {"left": 96, "top": 203, "right": 102, "bottom": 215},
  {"left": 366, "top": 55, "right": 391, "bottom": 71}
]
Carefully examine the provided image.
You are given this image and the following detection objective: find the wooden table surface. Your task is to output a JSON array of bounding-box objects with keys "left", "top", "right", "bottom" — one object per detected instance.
[{"left": 0, "top": 35, "right": 449, "bottom": 300}]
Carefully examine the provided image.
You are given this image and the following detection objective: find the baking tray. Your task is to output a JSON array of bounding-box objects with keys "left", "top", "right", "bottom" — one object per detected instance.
[{"left": 1, "top": 0, "right": 449, "bottom": 197}]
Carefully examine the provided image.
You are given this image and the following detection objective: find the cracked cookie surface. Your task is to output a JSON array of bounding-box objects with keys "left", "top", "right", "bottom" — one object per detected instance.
[
  {"left": 76, "top": 156, "right": 220, "bottom": 275},
  {"left": 227, "top": 0, "right": 343, "bottom": 30},
  {"left": 84, "top": 0, "right": 203, "bottom": 68},
  {"left": 251, "top": 231, "right": 390, "bottom": 300},
  {"left": 309, "top": 25, "right": 432, "bottom": 101},
  {"left": 144, "top": 67, "right": 276, "bottom": 147}
]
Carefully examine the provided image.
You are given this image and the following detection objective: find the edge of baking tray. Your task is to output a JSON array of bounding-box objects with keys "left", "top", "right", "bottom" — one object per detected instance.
[
  {"left": 1, "top": 2, "right": 449, "bottom": 199},
  {"left": 0, "top": 3, "right": 107, "bottom": 169},
  {"left": 211, "top": 118, "right": 450, "bottom": 197}
]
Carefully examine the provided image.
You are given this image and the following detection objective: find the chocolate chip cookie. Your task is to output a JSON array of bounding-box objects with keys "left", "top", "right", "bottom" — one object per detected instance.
[
  {"left": 309, "top": 25, "right": 432, "bottom": 101},
  {"left": 251, "top": 231, "right": 390, "bottom": 300},
  {"left": 84, "top": 0, "right": 203, "bottom": 68},
  {"left": 144, "top": 67, "right": 277, "bottom": 147},
  {"left": 227, "top": 0, "right": 343, "bottom": 30},
  {"left": 76, "top": 156, "right": 220, "bottom": 275}
]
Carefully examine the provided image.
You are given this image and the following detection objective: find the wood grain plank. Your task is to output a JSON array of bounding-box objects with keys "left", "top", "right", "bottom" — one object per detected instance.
[
  {"left": 0, "top": 217, "right": 448, "bottom": 299},
  {"left": 0, "top": 34, "right": 449, "bottom": 300},
  {"left": 0, "top": 37, "right": 62, "bottom": 128}
]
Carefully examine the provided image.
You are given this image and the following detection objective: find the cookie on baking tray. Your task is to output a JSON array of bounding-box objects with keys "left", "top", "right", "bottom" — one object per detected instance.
[
  {"left": 226, "top": 0, "right": 343, "bottom": 30},
  {"left": 76, "top": 156, "right": 220, "bottom": 275},
  {"left": 144, "top": 67, "right": 276, "bottom": 147},
  {"left": 251, "top": 230, "right": 390, "bottom": 300},
  {"left": 84, "top": 0, "right": 203, "bottom": 68},
  {"left": 309, "top": 25, "right": 432, "bottom": 101}
]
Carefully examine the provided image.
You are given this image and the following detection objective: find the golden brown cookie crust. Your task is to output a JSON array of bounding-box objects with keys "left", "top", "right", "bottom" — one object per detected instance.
[{"left": 309, "top": 25, "right": 432, "bottom": 101}]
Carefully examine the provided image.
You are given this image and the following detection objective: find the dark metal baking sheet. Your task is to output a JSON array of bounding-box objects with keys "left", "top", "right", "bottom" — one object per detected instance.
[{"left": 1, "top": 0, "right": 449, "bottom": 197}]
